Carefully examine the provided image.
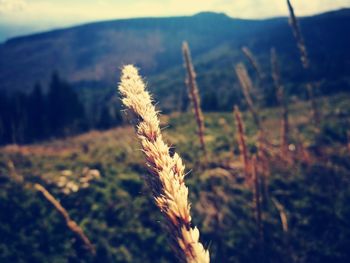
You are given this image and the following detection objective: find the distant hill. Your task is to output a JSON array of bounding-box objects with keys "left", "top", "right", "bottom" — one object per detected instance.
[
  {"left": 0, "top": 12, "right": 253, "bottom": 91},
  {"left": 147, "top": 9, "right": 350, "bottom": 111},
  {"left": 0, "top": 9, "right": 350, "bottom": 111}
]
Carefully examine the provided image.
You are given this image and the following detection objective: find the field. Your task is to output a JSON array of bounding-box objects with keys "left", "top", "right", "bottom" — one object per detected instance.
[{"left": 1, "top": 91, "right": 350, "bottom": 262}]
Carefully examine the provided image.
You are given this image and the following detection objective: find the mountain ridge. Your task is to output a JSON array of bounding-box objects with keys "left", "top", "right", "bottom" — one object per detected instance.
[
  {"left": 0, "top": 8, "right": 349, "bottom": 109},
  {"left": 4, "top": 8, "right": 349, "bottom": 45}
]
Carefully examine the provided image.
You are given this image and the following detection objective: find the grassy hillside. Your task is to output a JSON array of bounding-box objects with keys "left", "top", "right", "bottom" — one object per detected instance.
[{"left": 1, "top": 93, "right": 350, "bottom": 262}]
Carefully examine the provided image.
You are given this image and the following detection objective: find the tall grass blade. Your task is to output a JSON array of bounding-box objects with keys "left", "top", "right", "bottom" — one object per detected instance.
[
  {"left": 182, "top": 41, "right": 207, "bottom": 156},
  {"left": 118, "top": 65, "right": 210, "bottom": 263}
]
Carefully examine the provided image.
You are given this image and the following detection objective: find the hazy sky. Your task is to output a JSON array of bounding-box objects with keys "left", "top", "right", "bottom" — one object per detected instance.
[{"left": 0, "top": 0, "right": 349, "bottom": 39}]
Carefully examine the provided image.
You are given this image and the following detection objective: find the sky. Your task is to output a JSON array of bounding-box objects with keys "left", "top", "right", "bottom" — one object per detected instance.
[{"left": 0, "top": 0, "right": 349, "bottom": 40}]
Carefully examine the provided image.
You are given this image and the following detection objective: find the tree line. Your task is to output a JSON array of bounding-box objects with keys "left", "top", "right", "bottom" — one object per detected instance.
[{"left": 0, "top": 73, "right": 122, "bottom": 145}]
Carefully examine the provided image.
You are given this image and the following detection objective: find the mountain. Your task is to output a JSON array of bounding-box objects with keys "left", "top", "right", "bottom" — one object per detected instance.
[
  {"left": 145, "top": 9, "right": 350, "bottom": 111},
  {"left": 0, "top": 12, "right": 268, "bottom": 92},
  {"left": 0, "top": 9, "right": 350, "bottom": 111}
]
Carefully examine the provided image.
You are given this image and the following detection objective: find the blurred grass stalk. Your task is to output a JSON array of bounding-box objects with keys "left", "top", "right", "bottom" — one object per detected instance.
[
  {"left": 241, "top": 46, "right": 264, "bottom": 82},
  {"left": 235, "top": 63, "right": 261, "bottom": 129},
  {"left": 34, "top": 183, "right": 96, "bottom": 255},
  {"left": 287, "top": 0, "right": 320, "bottom": 124},
  {"left": 271, "top": 198, "right": 288, "bottom": 233},
  {"left": 182, "top": 41, "right": 207, "bottom": 157},
  {"left": 118, "top": 65, "right": 210, "bottom": 263}
]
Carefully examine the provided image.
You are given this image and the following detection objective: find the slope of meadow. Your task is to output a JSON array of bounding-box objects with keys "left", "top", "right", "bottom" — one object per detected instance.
[{"left": 1, "top": 93, "right": 350, "bottom": 262}]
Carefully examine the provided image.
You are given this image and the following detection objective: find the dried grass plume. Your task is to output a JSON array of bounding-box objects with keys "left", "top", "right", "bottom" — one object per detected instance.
[
  {"left": 235, "top": 63, "right": 261, "bottom": 129},
  {"left": 118, "top": 65, "right": 210, "bottom": 263},
  {"left": 241, "top": 46, "right": 264, "bottom": 82},
  {"left": 182, "top": 41, "right": 207, "bottom": 155},
  {"left": 287, "top": 0, "right": 320, "bottom": 123},
  {"left": 287, "top": 0, "right": 309, "bottom": 69}
]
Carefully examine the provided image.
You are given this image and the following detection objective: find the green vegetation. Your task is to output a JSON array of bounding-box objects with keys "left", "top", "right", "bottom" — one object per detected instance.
[{"left": 1, "top": 93, "right": 350, "bottom": 262}]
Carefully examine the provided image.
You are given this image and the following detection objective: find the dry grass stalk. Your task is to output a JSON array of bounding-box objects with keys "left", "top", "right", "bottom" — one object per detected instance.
[
  {"left": 118, "top": 65, "right": 209, "bottom": 263},
  {"left": 182, "top": 41, "right": 206, "bottom": 155},
  {"left": 234, "top": 106, "right": 250, "bottom": 183},
  {"left": 271, "top": 48, "right": 289, "bottom": 157},
  {"left": 235, "top": 63, "right": 261, "bottom": 129},
  {"left": 271, "top": 197, "right": 292, "bottom": 261},
  {"left": 241, "top": 46, "right": 264, "bottom": 82},
  {"left": 286, "top": 0, "right": 309, "bottom": 69},
  {"left": 287, "top": 0, "right": 320, "bottom": 124},
  {"left": 34, "top": 183, "right": 96, "bottom": 255},
  {"left": 271, "top": 197, "right": 288, "bottom": 233}
]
